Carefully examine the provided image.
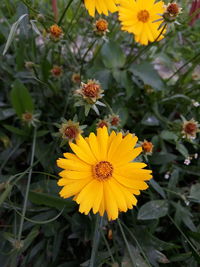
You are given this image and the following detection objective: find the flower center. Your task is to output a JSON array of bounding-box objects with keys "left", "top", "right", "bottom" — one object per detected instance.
[
  {"left": 137, "top": 10, "right": 150, "bottom": 23},
  {"left": 94, "top": 161, "right": 113, "bottom": 181},
  {"left": 83, "top": 83, "right": 100, "bottom": 98},
  {"left": 184, "top": 123, "right": 197, "bottom": 134},
  {"left": 64, "top": 126, "right": 78, "bottom": 139},
  {"left": 96, "top": 19, "right": 108, "bottom": 32},
  {"left": 167, "top": 3, "right": 179, "bottom": 16}
]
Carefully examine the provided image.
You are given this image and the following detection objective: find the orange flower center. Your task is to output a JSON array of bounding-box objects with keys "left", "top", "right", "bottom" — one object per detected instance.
[
  {"left": 83, "top": 83, "right": 100, "bottom": 98},
  {"left": 184, "top": 123, "right": 197, "bottom": 134},
  {"left": 96, "top": 19, "right": 108, "bottom": 32},
  {"left": 137, "top": 10, "right": 150, "bottom": 23},
  {"left": 167, "top": 3, "right": 179, "bottom": 16},
  {"left": 64, "top": 126, "right": 78, "bottom": 139},
  {"left": 94, "top": 161, "right": 113, "bottom": 181}
]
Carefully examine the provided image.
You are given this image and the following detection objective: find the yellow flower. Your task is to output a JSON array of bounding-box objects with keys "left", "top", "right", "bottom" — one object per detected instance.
[
  {"left": 84, "top": 0, "right": 118, "bottom": 17},
  {"left": 57, "top": 127, "right": 152, "bottom": 221},
  {"left": 118, "top": 0, "right": 166, "bottom": 45}
]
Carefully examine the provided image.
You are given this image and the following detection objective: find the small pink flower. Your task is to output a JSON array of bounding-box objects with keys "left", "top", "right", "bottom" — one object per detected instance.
[{"left": 189, "top": 0, "right": 200, "bottom": 26}]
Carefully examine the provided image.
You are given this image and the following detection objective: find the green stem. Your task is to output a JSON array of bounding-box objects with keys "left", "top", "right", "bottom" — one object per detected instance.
[
  {"left": 17, "top": 127, "right": 37, "bottom": 241},
  {"left": 100, "top": 228, "right": 115, "bottom": 264},
  {"left": 117, "top": 219, "right": 136, "bottom": 267},
  {"left": 166, "top": 52, "right": 200, "bottom": 82},
  {"left": 58, "top": 0, "right": 74, "bottom": 25},
  {"left": 168, "top": 215, "right": 200, "bottom": 259},
  {"left": 89, "top": 215, "right": 103, "bottom": 267}
]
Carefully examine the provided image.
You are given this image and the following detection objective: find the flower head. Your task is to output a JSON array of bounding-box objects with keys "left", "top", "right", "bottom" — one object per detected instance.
[
  {"left": 84, "top": 0, "right": 118, "bottom": 17},
  {"left": 182, "top": 118, "right": 199, "bottom": 140},
  {"left": 59, "top": 120, "right": 83, "bottom": 142},
  {"left": 108, "top": 114, "right": 121, "bottom": 127},
  {"left": 97, "top": 119, "right": 110, "bottom": 129},
  {"left": 57, "top": 127, "right": 152, "bottom": 220},
  {"left": 118, "top": 0, "right": 166, "bottom": 45},
  {"left": 142, "top": 140, "right": 154, "bottom": 154},
  {"left": 163, "top": 2, "right": 182, "bottom": 22},
  {"left": 75, "top": 80, "right": 104, "bottom": 104},
  {"left": 94, "top": 19, "right": 109, "bottom": 35},
  {"left": 51, "top": 65, "right": 63, "bottom": 78},
  {"left": 49, "top": 24, "right": 63, "bottom": 41},
  {"left": 22, "top": 112, "right": 39, "bottom": 127},
  {"left": 72, "top": 73, "right": 81, "bottom": 84}
]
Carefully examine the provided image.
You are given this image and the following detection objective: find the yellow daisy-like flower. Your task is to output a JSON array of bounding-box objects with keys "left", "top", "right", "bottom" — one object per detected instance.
[
  {"left": 57, "top": 127, "right": 152, "bottom": 220},
  {"left": 84, "top": 0, "right": 118, "bottom": 17},
  {"left": 118, "top": 0, "right": 166, "bottom": 45}
]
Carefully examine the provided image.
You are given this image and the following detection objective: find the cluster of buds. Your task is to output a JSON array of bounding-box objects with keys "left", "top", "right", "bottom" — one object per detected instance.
[
  {"left": 75, "top": 79, "right": 105, "bottom": 116},
  {"left": 94, "top": 19, "right": 109, "bottom": 36},
  {"left": 182, "top": 118, "right": 199, "bottom": 140},
  {"left": 49, "top": 24, "right": 63, "bottom": 41},
  {"left": 50, "top": 65, "right": 63, "bottom": 78},
  {"left": 96, "top": 114, "right": 121, "bottom": 130},
  {"left": 54, "top": 118, "right": 86, "bottom": 145},
  {"left": 141, "top": 140, "right": 154, "bottom": 155},
  {"left": 21, "top": 112, "right": 39, "bottom": 127}
]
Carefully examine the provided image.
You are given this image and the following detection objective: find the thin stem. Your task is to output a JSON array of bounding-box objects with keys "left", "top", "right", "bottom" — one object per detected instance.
[
  {"left": 17, "top": 127, "right": 37, "bottom": 241},
  {"left": 117, "top": 219, "right": 136, "bottom": 267},
  {"left": 89, "top": 215, "right": 103, "bottom": 267},
  {"left": 120, "top": 221, "right": 152, "bottom": 267},
  {"left": 100, "top": 228, "right": 115, "bottom": 264},
  {"left": 168, "top": 215, "right": 200, "bottom": 259},
  {"left": 58, "top": 0, "right": 74, "bottom": 25},
  {"left": 166, "top": 52, "right": 200, "bottom": 82}
]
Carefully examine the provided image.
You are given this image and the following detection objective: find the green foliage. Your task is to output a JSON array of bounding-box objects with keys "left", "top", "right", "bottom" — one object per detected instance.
[{"left": 0, "top": 0, "right": 200, "bottom": 266}]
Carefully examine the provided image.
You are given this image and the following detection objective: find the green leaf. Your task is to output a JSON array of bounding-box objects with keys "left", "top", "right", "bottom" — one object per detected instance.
[
  {"left": 138, "top": 200, "right": 168, "bottom": 220},
  {"left": 3, "top": 124, "right": 29, "bottom": 136},
  {"left": 29, "top": 191, "right": 76, "bottom": 211},
  {"left": 150, "top": 152, "right": 177, "bottom": 165},
  {"left": 10, "top": 80, "right": 34, "bottom": 117},
  {"left": 176, "top": 143, "right": 189, "bottom": 158},
  {"left": 101, "top": 41, "right": 126, "bottom": 69},
  {"left": 3, "top": 14, "right": 28, "bottom": 55},
  {"left": 188, "top": 183, "right": 200, "bottom": 203},
  {"left": 129, "top": 62, "right": 165, "bottom": 91},
  {"left": 0, "top": 183, "right": 13, "bottom": 207},
  {"left": 161, "top": 130, "right": 178, "bottom": 141}
]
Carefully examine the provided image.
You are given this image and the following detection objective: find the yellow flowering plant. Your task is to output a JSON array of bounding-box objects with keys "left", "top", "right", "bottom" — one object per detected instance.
[{"left": 1, "top": 0, "right": 200, "bottom": 266}]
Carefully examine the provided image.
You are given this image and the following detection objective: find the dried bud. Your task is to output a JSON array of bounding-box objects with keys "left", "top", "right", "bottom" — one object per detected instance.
[
  {"left": 49, "top": 24, "right": 63, "bottom": 41},
  {"left": 59, "top": 120, "right": 83, "bottom": 142},
  {"left": 72, "top": 73, "right": 81, "bottom": 84},
  {"left": 108, "top": 229, "right": 113, "bottom": 240},
  {"left": 75, "top": 80, "right": 104, "bottom": 104},
  {"left": 142, "top": 140, "right": 154, "bottom": 154},
  {"left": 163, "top": 2, "right": 182, "bottom": 22},
  {"left": 97, "top": 119, "right": 110, "bottom": 129},
  {"left": 22, "top": 112, "right": 39, "bottom": 127},
  {"left": 51, "top": 65, "right": 63, "bottom": 78},
  {"left": 108, "top": 114, "right": 121, "bottom": 127},
  {"left": 182, "top": 119, "right": 199, "bottom": 140},
  {"left": 94, "top": 19, "right": 109, "bottom": 35},
  {"left": 25, "top": 61, "right": 35, "bottom": 70}
]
